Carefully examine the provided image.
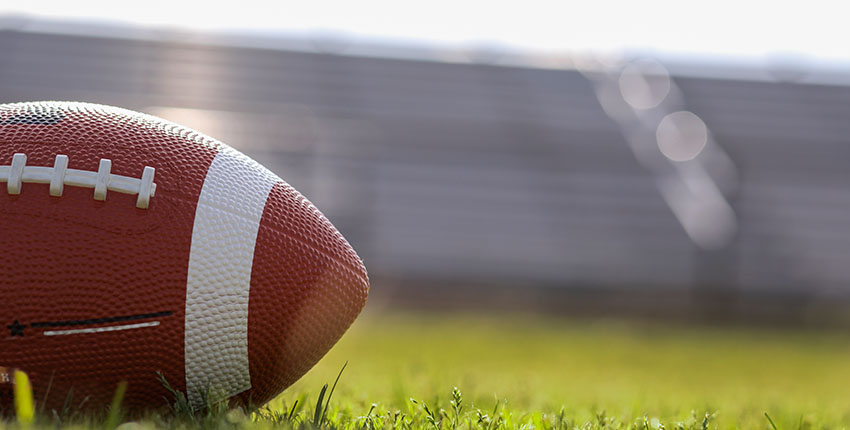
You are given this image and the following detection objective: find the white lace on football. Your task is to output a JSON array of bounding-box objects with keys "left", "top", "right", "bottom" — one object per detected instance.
[{"left": 0, "top": 153, "right": 157, "bottom": 209}]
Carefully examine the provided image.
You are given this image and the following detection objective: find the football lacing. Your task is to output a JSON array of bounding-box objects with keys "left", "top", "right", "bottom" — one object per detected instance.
[{"left": 0, "top": 153, "right": 157, "bottom": 209}]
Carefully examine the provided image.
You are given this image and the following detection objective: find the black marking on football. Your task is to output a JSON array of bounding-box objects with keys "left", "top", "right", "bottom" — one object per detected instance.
[
  {"left": 5, "top": 321, "right": 25, "bottom": 337},
  {"left": 30, "top": 310, "right": 174, "bottom": 328},
  {"left": 0, "top": 107, "right": 65, "bottom": 125}
]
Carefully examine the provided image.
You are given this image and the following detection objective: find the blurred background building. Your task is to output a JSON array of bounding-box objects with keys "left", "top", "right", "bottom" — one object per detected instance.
[{"left": 1, "top": 16, "right": 849, "bottom": 323}]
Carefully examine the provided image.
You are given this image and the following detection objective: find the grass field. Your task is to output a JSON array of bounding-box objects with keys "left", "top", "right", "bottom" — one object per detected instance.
[{"left": 5, "top": 310, "right": 850, "bottom": 429}]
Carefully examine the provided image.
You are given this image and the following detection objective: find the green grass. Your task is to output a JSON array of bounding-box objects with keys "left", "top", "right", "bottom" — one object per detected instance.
[{"left": 5, "top": 310, "right": 850, "bottom": 429}]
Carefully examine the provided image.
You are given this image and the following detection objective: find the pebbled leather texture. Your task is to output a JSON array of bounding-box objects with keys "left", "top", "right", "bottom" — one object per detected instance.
[{"left": 0, "top": 101, "right": 369, "bottom": 412}]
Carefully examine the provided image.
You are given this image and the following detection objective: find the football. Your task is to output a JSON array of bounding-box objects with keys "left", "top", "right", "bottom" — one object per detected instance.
[{"left": 0, "top": 101, "right": 369, "bottom": 412}]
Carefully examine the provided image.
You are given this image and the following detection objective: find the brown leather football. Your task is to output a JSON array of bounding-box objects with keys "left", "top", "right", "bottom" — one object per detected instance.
[{"left": 0, "top": 101, "right": 369, "bottom": 412}]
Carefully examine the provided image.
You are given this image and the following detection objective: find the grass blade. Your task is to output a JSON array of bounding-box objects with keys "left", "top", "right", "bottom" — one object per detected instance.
[
  {"left": 105, "top": 381, "right": 127, "bottom": 430},
  {"left": 314, "top": 383, "right": 328, "bottom": 427},
  {"left": 13, "top": 369, "right": 35, "bottom": 428},
  {"left": 321, "top": 361, "right": 348, "bottom": 425},
  {"left": 764, "top": 411, "right": 778, "bottom": 430}
]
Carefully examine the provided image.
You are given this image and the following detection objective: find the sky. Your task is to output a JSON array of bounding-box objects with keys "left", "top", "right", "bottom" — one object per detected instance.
[{"left": 1, "top": 0, "right": 847, "bottom": 64}]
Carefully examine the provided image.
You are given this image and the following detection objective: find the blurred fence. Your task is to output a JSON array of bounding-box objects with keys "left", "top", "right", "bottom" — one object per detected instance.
[{"left": 2, "top": 23, "right": 850, "bottom": 314}]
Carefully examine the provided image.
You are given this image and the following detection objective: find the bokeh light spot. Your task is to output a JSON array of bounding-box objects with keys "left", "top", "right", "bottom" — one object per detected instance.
[
  {"left": 656, "top": 111, "right": 708, "bottom": 161},
  {"left": 618, "top": 60, "right": 671, "bottom": 110}
]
